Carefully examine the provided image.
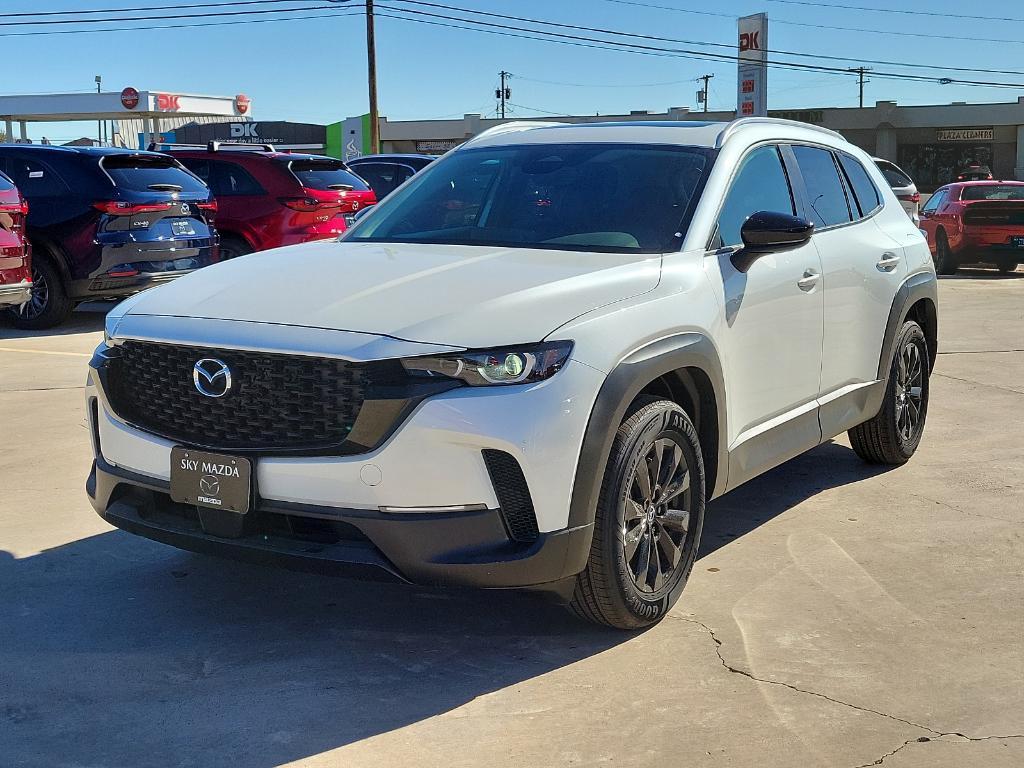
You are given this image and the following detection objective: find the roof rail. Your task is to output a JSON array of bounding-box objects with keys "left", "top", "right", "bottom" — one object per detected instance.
[
  {"left": 147, "top": 141, "right": 207, "bottom": 152},
  {"left": 715, "top": 117, "right": 844, "bottom": 148},
  {"left": 460, "top": 120, "right": 567, "bottom": 148},
  {"left": 207, "top": 140, "right": 277, "bottom": 152}
]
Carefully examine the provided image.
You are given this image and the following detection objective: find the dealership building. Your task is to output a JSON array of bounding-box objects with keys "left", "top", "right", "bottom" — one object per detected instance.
[{"left": 361, "top": 98, "right": 1024, "bottom": 192}]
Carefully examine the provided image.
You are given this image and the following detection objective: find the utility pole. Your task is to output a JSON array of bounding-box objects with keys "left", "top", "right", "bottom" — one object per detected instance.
[
  {"left": 848, "top": 67, "right": 871, "bottom": 108},
  {"left": 365, "top": 0, "right": 379, "bottom": 154},
  {"left": 698, "top": 73, "right": 714, "bottom": 113},
  {"left": 496, "top": 71, "right": 511, "bottom": 119}
]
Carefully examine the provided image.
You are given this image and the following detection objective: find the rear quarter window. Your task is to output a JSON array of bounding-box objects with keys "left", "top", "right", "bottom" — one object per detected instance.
[
  {"left": 876, "top": 161, "right": 913, "bottom": 188},
  {"left": 838, "top": 154, "right": 881, "bottom": 217},
  {"left": 102, "top": 154, "right": 209, "bottom": 195},
  {"left": 0, "top": 172, "right": 14, "bottom": 192}
]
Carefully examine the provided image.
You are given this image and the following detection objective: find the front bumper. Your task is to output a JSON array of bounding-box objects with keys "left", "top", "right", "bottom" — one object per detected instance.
[
  {"left": 85, "top": 348, "right": 604, "bottom": 590},
  {"left": 0, "top": 280, "right": 31, "bottom": 309},
  {"left": 87, "top": 455, "right": 591, "bottom": 591}
]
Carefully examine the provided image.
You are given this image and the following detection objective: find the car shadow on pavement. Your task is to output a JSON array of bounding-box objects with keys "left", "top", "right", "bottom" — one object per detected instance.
[
  {"left": 0, "top": 302, "right": 110, "bottom": 339},
  {"left": 700, "top": 439, "right": 894, "bottom": 557},
  {"left": 940, "top": 267, "right": 1023, "bottom": 280},
  {"left": 1, "top": 441, "right": 890, "bottom": 767}
]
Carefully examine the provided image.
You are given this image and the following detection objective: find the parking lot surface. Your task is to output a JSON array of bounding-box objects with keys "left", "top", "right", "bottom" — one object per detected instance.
[{"left": 1, "top": 271, "right": 1022, "bottom": 768}]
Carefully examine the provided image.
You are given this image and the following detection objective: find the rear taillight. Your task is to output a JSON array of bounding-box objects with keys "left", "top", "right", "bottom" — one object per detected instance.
[
  {"left": 196, "top": 200, "right": 218, "bottom": 213},
  {"left": 93, "top": 200, "right": 174, "bottom": 215},
  {"left": 0, "top": 200, "right": 29, "bottom": 216},
  {"left": 897, "top": 192, "right": 921, "bottom": 204}
]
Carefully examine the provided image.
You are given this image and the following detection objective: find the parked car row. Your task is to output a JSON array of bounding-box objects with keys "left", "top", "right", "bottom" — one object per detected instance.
[{"left": 0, "top": 143, "right": 433, "bottom": 330}]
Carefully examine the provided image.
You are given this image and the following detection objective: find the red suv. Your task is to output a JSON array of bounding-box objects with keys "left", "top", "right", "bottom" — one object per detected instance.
[
  {"left": 0, "top": 170, "right": 31, "bottom": 312},
  {"left": 157, "top": 142, "right": 376, "bottom": 259}
]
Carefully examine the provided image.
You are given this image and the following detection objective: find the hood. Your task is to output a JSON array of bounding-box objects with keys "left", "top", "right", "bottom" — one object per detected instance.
[{"left": 119, "top": 240, "right": 662, "bottom": 348}]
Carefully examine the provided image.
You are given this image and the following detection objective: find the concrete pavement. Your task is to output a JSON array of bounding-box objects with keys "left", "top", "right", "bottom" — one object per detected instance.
[{"left": 1, "top": 271, "right": 1022, "bottom": 767}]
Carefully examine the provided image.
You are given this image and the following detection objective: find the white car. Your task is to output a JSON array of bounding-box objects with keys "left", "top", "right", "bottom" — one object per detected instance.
[
  {"left": 86, "top": 118, "right": 937, "bottom": 629},
  {"left": 874, "top": 157, "right": 920, "bottom": 225}
]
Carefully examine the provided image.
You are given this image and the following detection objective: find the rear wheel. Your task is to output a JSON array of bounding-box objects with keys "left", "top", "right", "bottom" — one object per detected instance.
[
  {"left": 996, "top": 258, "right": 1018, "bottom": 275},
  {"left": 9, "top": 252, "right": 73, "bottom": 330},
  {"left": 569, "top": 397, "right": 705, "bottom": 630},
  {"left": 933, "top": 230, "right": 958, "bottom": 275},
  {"left": 849, "top": 320, "right": 930, "bottom": 465},
  {"left": 218, "top": 235, "right": 253, "bottom": 261}
]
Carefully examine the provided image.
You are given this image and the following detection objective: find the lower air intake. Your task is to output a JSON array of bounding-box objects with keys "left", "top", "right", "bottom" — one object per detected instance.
[{"left": 481, "top": 449, "right": 539, "bottom": 544}]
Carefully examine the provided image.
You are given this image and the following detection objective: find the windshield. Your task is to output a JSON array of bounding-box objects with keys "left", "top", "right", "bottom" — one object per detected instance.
[
  {"left": 346, "top": 143, "right": 712, "bottom": 253},
  {"left": 101, "top": 155, "right": 209, "bottom": 195},
  {"left": 960, "top": 184, "right": 1024, "bottom": 201},
  {"left": 287, "top": 159, "right": 370, "bottom": 191}
]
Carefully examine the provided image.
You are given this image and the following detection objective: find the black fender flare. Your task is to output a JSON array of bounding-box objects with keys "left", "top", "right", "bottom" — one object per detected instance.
[
  {"left": 877, "top": 270, "right": 938, "bottom": 382},
  {"left": 567, "top": 333, "right": 729, "bottom": 531}
]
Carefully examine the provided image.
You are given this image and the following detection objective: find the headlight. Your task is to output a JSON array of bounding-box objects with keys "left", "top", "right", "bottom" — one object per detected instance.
[{"left": 401, "top": 341, "right": 573, "bottom": 386}]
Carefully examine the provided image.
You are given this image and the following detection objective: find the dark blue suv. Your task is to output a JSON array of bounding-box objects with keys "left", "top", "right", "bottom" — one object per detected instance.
[{"left": 0, "top": 145, "right": 218, "bottom": 329}]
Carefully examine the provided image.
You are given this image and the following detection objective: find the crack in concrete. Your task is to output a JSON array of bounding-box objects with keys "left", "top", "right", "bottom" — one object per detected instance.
[
  {"left": 890, "top": 485, "right": 1021, "bottom": 525},
  {"left": 932, "top": 372, "right": 1024, "bottom": 396},
  {"left": 671, "top": 614, "right": 1024, "bottom": 768}
]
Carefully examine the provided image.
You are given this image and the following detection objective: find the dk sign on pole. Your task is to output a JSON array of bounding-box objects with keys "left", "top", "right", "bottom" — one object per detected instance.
[{"left": 737, "top": 13, "right": 768, "bottom": 117}]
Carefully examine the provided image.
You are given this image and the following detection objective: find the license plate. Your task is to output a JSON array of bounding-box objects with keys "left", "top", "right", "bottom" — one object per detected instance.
[
  {"left": 343, "top": 213, "right": 357, "bottom": 227},
  {"left": 170, "top": 447, "right": 252, "bottom": 514},
  {"left": 171, "top": 220, "right": 196, "bottom": 236},
  {"left": 1011, "top": 236, "right": 1024, "bottom": 248}
]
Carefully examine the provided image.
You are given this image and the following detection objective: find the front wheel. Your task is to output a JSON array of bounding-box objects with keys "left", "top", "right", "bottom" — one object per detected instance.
[
  {"left": 569, "top": 397, "right": 706, "bottom": 630},
  {"left": 849, "top": 320, "right": 930, "bottom": 465}
]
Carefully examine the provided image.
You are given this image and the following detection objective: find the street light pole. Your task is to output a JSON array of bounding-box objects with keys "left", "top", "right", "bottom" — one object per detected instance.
[
  {"left": 95, "top": 75, "right": 102, "bottom": 146},
  {"left": 365, "top": 0, "right": 379, "bottom": 154}
]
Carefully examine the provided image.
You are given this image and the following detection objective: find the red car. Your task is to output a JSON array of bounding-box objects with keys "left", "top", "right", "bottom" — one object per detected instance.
[
  {"left": 919, "top": 180, "right": 1024, "bottom": 275},
  {"left": 0, "top": 170, "right": 31, "bottom": 312},
  {"left": 156, "top": 142, "right": 376, "bottom": 259}
]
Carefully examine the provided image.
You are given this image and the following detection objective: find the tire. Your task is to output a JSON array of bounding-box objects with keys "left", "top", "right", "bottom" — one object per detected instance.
[
  {"left": 9, "top": 252, "right": 73, "bottom": 330},
  {"left": 933, "top": 230, "right": 958, "bottom": 276},
  {"left": 218, "top": 235, "right": 253, "bottom": 261},
  {"left": 569, "top": 397, "right": 706, "bottom": 630},
  {"left": 849, "top": 320, "right": 930, "bottom": 465},
  {"left": 996, "top": 258, "right": 1018, "bottom": 275}
]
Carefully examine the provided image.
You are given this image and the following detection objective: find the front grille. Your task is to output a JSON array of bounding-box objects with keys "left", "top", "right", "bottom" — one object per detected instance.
[
  {"left": 482, "top": 449, "right": 539, "bottom": 544},
  {"left": 106, "top": 341, "right": 368, "bottom": 451}
]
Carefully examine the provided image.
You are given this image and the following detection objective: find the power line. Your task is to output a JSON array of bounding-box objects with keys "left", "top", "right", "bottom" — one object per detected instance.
[
  {"left": 387, "top": 0, "right": 1024, "bottom": 76},
  {"left": 595, "top": 0, "right": 1024, "bottom": 46},
  {"left": 0, "top": 3, "right": 351, "bottom": 27},
  {"left": 767, "top": 0, "right": 1024, "bottom": 23},
  {"left": 0, "top": 9, "right": 360, "bottom": 37},
  {"left": 375, "top": 3, "right": 1024, "bottom": 88},
  {"left": 0, "top": 0, "right": 325, "bottom": 19}
]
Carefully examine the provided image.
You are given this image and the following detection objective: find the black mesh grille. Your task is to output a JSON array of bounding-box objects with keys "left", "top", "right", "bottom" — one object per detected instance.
[
  {"left": 482, "top": 449, "right": 539, "bottom": 544},
  {"left": 106, "top": 341, "right": 368, "bottom": 451}
]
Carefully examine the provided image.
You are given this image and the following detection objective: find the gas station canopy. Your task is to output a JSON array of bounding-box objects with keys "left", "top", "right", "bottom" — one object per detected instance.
[{"left": 0, "top": 88, "right": 252, "bottom": 147}]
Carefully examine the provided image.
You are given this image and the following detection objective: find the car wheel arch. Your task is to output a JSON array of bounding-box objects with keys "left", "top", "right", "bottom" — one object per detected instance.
[{"left": 567, "top": 333, "right": 729, "bottom": 535}]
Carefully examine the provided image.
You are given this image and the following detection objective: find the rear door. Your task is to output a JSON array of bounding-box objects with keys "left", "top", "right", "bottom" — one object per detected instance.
[{"left": 792, "top": 145, "right": 908, "bottom": 434}]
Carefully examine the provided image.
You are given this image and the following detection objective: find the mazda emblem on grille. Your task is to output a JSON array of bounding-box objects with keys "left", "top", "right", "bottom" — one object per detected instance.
[{"left": 193, "top": 358, "right": 232, "bottom": 398}]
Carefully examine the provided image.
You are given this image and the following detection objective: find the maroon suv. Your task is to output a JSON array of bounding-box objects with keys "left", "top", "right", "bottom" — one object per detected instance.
[
  {"left": 0, "top": 170, "right": 30, "bottom": 311},
  {"left": 156, "top": 142, "right": 377, "bottom": 258}
]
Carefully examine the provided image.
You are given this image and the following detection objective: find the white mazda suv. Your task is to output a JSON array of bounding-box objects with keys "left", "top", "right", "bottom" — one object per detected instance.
[{"left": 86, "top": 118, "right": 937, "bottom": 628}]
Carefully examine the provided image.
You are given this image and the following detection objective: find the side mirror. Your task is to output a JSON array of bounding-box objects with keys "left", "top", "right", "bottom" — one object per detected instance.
[
  {"left": 732, "top": 211, "right": 814, "bottom": 273},
  {"left": 353, "top": 206, "right": 371, "bottom": 221}
]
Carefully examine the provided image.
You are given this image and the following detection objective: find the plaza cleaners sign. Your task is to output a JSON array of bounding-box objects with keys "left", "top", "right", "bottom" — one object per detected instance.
[
  {"left": 937, "top": 128, "right": 993, "bottom": 142},
  {"left": 737, "top": 13, "right": 768, "bottom": 117}
]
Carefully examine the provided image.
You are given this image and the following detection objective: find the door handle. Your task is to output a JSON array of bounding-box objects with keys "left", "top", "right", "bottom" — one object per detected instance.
[
  {"left": 797, "top": 269, "right": 820, "bottom": 291},
  {"left": 876, "top": 252, "right": 901, "bottom": 272}
]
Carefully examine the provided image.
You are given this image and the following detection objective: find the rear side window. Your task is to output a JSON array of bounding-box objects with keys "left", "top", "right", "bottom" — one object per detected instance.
[
  {"left": 287, "top": 159, "right": 369, "bottom": 191},
  {"left": 352, "top": 162, "right": 412, "bottom": 197},
  {"left": 0, "top": 171, "right": 14, "bottom": 192},
  {"left": 102, "top": 154, "right": 209, "bottom": 195},
  {"left": 792, "top": 145, "right": 852, "bottom": 228},
  {"left": 838, "top": 154, "right": 881, "bottom": 217},
  {"left": 876, "top": 161, "right": 912, "bottom": 188},
  {"left": 922, "top": 189, "right": 946, "bottom": 213},
  {"left": 3, "top": 157, "right": 67, "bottom": 196},
  {"left": 716, "top": 145, "right": 795, "bottom": 247}
]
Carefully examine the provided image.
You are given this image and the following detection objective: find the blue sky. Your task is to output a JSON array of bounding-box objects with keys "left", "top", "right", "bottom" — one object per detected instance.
[{"left": 3, "top": 0, "right": 1023, "bottom": 142}]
